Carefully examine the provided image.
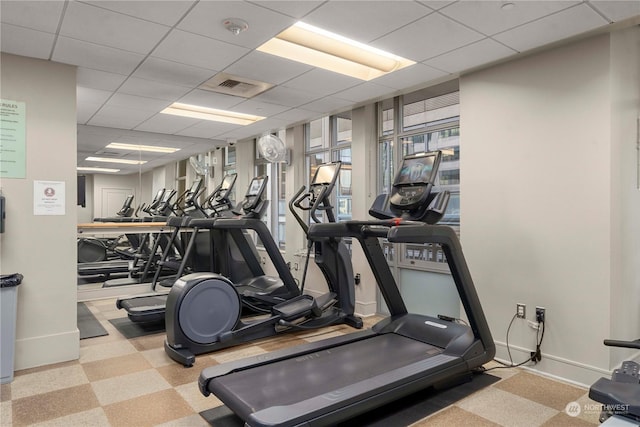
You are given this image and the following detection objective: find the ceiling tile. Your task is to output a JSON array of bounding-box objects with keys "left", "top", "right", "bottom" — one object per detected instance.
[
  {"left": 425, "top": 38, "right": 517, "bottom": 74},
  {"left": 177, "top": 1, "right": 294, "bottom": 49},
  {"left": 272, "top": 108, "right": 319, "bottom": 124},
  {"left": 230, "top": 99, "right": 290, "bottom": 117},
  {"left": 589, "top": 1, "right": 640, "bottom": 22},
  {"left": 494, "top": 4, "right": 609, "bottom": 52},
  {"left": 0, "top": 24, "right": 54, "bottom": 60},
  {"left": 77, "top": 103, "right": 103, "bottom": 125},
  {"left": 118, "top": 77, "right": 192, "bottom": 101},
  {"left": 334, "top": 82, "right": 397, "bottom": 104},
  {"left": 371, "top": 63, "right": 448, "bottom": 90},
  {"left": 299, "top": 96, "right": 353, "bottom": 113},
  {"left": 84, "top": 1, "right": 197, "bottom": 26},
  {"left": 223, "top": 51, "right": 312, "bottom": 85},
  {"left": 132, "top": 57, "right": 215, "bottom": 87},
  {"left": 60, "top": 2, "right": 171, "bottom": 54},
  {"left": 152, "top": 29, "right": 249, "bottom": 71},
  {"left": 52, "top": 36, "right": 145, "bottom": 75},
  {"left": 417, "top": 1, "right": 456, "bottom": 11},
  {"left": 282, "top": 69, "right": 361, "bottom": 97},
  {"left": 249, "top": 1, "right": 324, "bottom": 19},
  {"left": 178, "top": 89, "right": 244, "bottom": 110},
  {"left": 77, "top": 87, "right": 113, "bottom": 106},
  {"left": 303, "top": 1, "right": 432, "bottom": 43},
  {"left": 439, "top": 1, "right": 579, "bottom": 36},
  {"left": 77, "top": 68, "right": 128, "bottom": 91},
  {"left": 0, "top": 0, "right": 65, "bottom": 33},
  {"left": 134, "top": 114, "right": 200, "bottom": 134},
  {"left": 88, "top": 105, "right": 157, "bottom": 129},
  {"left": 176, "top": 121, "right": 238, "bottom": 139},
  {"left": 104, "top": 93, "right": 171, "bottom": 111},
  {"left": 252, "top": 86, "right": 320, "bottom": 108},
  {"left": 372, "top": 12, "right": 484, "bottom": 62}
]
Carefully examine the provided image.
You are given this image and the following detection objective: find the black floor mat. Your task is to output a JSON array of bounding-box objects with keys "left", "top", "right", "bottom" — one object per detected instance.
[
  {"left": 199, "top": 372, "right": 499, "bottom": 426},
  {"left": 108, "top": 317, "right": 165, "bottom": 339},
  {"left": 77, "top": 302, "right": 108, "bottom": 339}
]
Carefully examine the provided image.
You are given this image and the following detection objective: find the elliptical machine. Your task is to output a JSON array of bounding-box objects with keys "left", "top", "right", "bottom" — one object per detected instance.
[{"left": 164, "top": 161, "right": 362, "bottom": 366}]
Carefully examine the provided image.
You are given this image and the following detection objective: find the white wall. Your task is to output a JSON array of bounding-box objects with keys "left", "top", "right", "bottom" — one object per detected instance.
[
  {"left": 0, "top": 53, "right": 78, "bottom": 369},
  {"left": 92, "top": 173, "right": 141, "bottom": 218},
  {"left": 460, "top": 31, "right": 639, "bottom": 385}
]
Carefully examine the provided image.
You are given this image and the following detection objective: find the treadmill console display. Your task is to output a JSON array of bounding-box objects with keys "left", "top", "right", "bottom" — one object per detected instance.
[
  {"left": 117, "top": 195, "right": 134, "bottom": 216},
  {"left": 390, "top": 152, "right": 442, "bottom": 213},
  {"left": 184, "top": 179, "right": 203, "bottom": 205}
]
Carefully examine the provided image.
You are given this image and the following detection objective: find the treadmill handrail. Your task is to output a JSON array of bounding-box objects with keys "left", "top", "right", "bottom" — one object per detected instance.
[{"left": 387, "top": 224, "right": 496, "bottom": 360}]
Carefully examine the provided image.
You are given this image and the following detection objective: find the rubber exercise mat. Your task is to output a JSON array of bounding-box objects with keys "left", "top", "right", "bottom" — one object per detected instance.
[
  {"left": 77, "top": 302, "right": 108, "bottom": 340},
  {"left": 108, "top": 317, "right": 165, "bottom": 339},
  {"left": 199, "top": 372, "right": 499, "bottom": 426}
]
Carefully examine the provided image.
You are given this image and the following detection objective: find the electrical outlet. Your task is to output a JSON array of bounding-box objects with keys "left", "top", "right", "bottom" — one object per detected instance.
[
  {"left": 536, "top": 306, "right": 546, "bottom": 323},
  {"left": 516, "top": 303, "right": 526, "bottom": 319}
]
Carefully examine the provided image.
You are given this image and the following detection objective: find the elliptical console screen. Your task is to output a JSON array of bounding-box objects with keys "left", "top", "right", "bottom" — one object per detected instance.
[
  {"left": 185, "top": 179, "right": 203, "bottom": 203},
  {"left": 395, "top": 154, "right": 437, "bottom": 185},
  {"left": 220, "top": 174, "right": 236, "bottom": 191},
  {"left": 247, "top": 177, "right": 266, "bottom": 197},
  {"left": 312, "top": 163, "right": 340, "bottom": 186}
]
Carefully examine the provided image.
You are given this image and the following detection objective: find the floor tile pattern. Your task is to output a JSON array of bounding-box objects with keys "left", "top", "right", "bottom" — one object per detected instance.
[{"left": 0, "top": 299, "right": 603, "bottom": 426}]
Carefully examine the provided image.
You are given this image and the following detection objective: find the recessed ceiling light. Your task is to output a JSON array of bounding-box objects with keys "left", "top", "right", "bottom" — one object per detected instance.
[
  {"left": 106, "top": 142, "right": 180, "bottom": 153},
  {"left": 85, "top": 157, "right": 147, "bottom": 165},
  {"left": 77, "top": 166, "right": 120, "bottom": 173},
  {"left": 160, "top": 103, "right": 265, "bottom": 126},
  {"left": 257, "top": 21, "right": 415, "bottom": 81}
]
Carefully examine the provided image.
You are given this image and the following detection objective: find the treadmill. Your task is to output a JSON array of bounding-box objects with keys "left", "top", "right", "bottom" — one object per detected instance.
[{"left": 198, "top": 151, "right": 496, "bottom": 427}]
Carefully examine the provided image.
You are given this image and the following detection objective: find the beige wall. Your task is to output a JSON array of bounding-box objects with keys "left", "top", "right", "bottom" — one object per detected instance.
[
  {"left": 0, "top": 54, "right": 78, "bottom": 369},
  {"left": 460, "top": 30, "right": 639, "bottom": 385}
]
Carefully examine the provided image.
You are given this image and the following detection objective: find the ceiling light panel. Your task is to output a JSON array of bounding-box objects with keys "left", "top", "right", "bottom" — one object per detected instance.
[
  {"left": 161, "top": 103, "right": 265, "bottom": 125},
  {"left": 257, "top": 22, "right": 415, "bottom": 81},
  {"left": 77, "top": 166, "right": 120, "bottom": 173},
  {"left": 85, "top": 156, "right": 147, "bottom": 165},
  {"left": 106, "top": 142, "right": 180, "bottom": 153}
]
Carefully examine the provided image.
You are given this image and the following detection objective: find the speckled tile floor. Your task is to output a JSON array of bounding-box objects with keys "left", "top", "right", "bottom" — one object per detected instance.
[{"left": 0, "top": 298, "right": 602, "bottom": 426}]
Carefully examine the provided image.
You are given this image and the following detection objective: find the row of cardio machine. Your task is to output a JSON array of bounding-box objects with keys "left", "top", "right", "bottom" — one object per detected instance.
[
  {"left": 193, "top": 150, "right": 497, "bottom": 427},
  {"left": 117, "top": 160, "right": 364, "bottom": 367}
]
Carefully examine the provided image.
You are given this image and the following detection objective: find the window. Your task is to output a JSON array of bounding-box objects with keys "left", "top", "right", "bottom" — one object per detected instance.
[
  {"left": 305, "top": 113, "right": 353, "bottom": 223},
  {"left": 377, "top": 87, "right": 460, "bottom": 272},
  {"left": 255, "top": 132, "right": 287, "bottom": 249},
  {"left": 223, "top": 146, "right": 237, "bottom": 203}
]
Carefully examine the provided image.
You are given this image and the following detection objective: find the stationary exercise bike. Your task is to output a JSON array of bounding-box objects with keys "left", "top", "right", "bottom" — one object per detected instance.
[
  {"left": 589, "top": 335, "right": 640, "bottom": 424},
  {"left": 164, "top": 161, "right": 362, "bottom": 366}
]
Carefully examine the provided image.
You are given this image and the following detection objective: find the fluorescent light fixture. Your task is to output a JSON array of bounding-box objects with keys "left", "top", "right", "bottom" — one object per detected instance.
[
  {"left": 106, "top": 142, "right": 180, "bottom": 154},
  {"left": 160, "top": 103, "right": 265, "bottom": 125},
  {"left": 85, "top": 156, "right": 147, "bottom": 165},
  {"left": 257, "top": 22, "right": 415, "bottom": 81},
  {"left": 77, "top": 166, "right": 120, "bottom": 173}
]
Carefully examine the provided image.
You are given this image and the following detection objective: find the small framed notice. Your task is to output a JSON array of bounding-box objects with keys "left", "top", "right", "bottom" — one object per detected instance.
[{"left": 34, "top": 180, "right": 65, "bottom": 215}]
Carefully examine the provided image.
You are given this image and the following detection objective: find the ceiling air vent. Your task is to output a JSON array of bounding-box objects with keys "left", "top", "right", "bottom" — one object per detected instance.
[{"left": 199, "top": 73, "right": 274, "bottom": 98}]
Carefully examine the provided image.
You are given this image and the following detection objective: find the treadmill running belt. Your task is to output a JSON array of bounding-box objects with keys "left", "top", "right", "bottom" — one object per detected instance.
[{"left": 211, "top": 334, "right": 445, "bottom": 416}]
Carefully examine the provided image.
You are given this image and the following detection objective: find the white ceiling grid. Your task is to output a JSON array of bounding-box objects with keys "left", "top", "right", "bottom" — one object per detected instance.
[{"left": 0, "top": 0, "right": 637, "bottom": 174}]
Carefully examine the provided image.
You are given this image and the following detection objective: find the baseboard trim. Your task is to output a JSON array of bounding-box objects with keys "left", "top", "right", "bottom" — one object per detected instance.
[{"left": 15, "top": 329, "right": 80, "bottom": 371}]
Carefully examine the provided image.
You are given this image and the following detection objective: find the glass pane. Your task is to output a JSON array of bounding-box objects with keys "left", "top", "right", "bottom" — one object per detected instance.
[
  {"left": 402, "top": 92, "right": 460, "bottom": 132},
  {"left": 332, "top": 148, "right": 352, "bottom": 221},
  {"left": 306, "top": 118, "right": 328, "bottom": 151},
  {"left": 401, "top": 134, "right": 427, "bottom": 157},
  {"left": 380, "top": 98, "right": 394, "bottom": 136},
  {"left": 379, "top": 139, "right": 394, "bottom": 195},
  {"left": 428, "top": 127, "right": 460, "bottom": 153},
  {"left": 335, "top": 114, "right": 352, "bottom": 145},
  {"left": 225, "top": 146, "right": 236, "bottom": 165},
  {"left": 277, "top": 163, "right": 286, "bottom": 249},
  {"left": 307, "top": 152, "right": 329, "bottom": 185}
]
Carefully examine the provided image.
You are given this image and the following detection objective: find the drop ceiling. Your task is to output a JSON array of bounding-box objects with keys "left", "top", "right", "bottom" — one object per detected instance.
[{"left": 1, "top": 0, "right": 638, "bottom": 174}]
